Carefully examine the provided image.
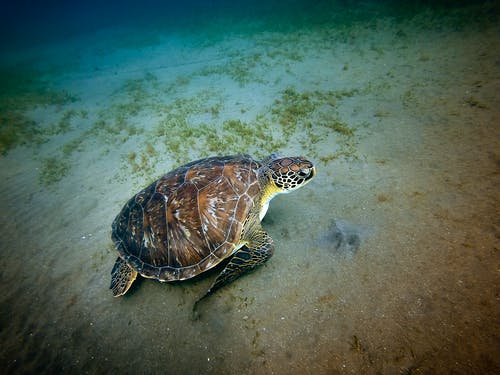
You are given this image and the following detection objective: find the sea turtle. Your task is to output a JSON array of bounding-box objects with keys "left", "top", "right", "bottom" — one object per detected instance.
[{"left": 110, "top": 154, "right": 315, "bottom": 302}]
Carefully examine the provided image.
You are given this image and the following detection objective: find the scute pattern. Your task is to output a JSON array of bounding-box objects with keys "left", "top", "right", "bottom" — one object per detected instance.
[{"left": 112, "top": 155, "right": 262, "bottom": 281}]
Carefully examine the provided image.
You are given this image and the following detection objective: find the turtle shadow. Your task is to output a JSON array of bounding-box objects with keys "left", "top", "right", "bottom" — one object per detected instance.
[
  {"left": 114, "top": 256, "right": 232, "bottom": 319},
  {"left": 317, "top": 219, "right": 362, "bottom": 259}
]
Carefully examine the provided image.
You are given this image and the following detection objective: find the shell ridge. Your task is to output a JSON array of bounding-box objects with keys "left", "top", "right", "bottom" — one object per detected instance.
[
  {"left": 162, "top": 193, "right": 170, "bottom": 272},
  {"left": 194, "top": 176, "right": 212, "bottom": 256},
  {"left": 139, "top": 185, "right": 158, "bottom": 265}
]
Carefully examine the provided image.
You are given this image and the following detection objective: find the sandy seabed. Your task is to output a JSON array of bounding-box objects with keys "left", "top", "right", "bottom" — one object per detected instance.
[{"left": 1, "top": 4, "right": 499, "bottom": 374}]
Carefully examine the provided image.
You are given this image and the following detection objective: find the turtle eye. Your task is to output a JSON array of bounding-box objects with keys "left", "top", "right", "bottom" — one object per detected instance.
[{"left": 298, "top": 168, "right": 310, "bottom": 178}]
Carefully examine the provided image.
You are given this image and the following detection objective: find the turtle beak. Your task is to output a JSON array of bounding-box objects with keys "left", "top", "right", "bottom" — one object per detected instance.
[
  {"left": 302, "top": 166, "right": 316, "bottom": 184},
  {"left": 307, "top": 165, "right": 316, "bottom": 180}
]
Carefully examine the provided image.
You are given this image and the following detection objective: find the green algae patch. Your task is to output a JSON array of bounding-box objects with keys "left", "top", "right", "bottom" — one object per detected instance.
[
  {"left": 269, "top": 86, "right": 359, "bottom": 162},
  {"left": 6, "top": 60, "right": 362, "bottom": 188},
  {"left": 0, "top": 64, "right": 81, "bottom": 155},
  {"left": 198, "top": 52, "right": 265, "bottom": 86},
  {"left": 272, "top": 87, "right": 316, "bottom": 135},
  {"left": 321, "top": 119, "right": 354, "bottom": 136},
  {"left": 0, "top": 111, "right": 43, "bottom": 155},
  {"left": 0, "top": 99, "right": 81, "bottom": 155},
  {"left": 39, "top": 156, "right": 71, "bottom": 186},
  {"left": 113, "top": 82, "right": 361, "bottom": 182},
  {"left": 271, "top": 86, "right": 358, "bottom": 137}
]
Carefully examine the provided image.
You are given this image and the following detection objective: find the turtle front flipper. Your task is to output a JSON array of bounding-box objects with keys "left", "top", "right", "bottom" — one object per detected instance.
[
  {"left": 195, "top": 229, "right": 274, "bottom": 307},
  {"left": 110, "top": 257, "right": 138, "bottom": 297}
]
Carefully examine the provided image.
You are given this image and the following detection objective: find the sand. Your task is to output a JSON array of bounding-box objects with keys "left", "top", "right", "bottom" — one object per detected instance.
[{"left": 0, "top": 3, "right": 499, "bottom": 374}]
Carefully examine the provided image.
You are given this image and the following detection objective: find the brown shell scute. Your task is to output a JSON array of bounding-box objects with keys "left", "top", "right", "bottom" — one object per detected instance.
[{"left": 112, "top": 155, "right": 262, "bottom": 281}]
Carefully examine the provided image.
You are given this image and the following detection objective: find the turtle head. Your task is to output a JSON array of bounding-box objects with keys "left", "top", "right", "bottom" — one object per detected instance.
[
  {"left": 257, "top": 155, "right": 315, "bottom": 221},
  {"left": 261, "top": 155, "right": 316, "bottom": 193}
]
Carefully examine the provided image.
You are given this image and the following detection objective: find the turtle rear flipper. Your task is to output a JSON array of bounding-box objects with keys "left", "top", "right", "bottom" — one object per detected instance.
[
  {"left": 195, "top": 229, "right": 274, "bottom": 308},
  {"left": 110, "top": 257, "right": 138, "bottom": 297}
]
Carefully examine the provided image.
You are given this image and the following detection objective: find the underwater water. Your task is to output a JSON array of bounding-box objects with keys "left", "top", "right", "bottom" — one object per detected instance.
[{"left": 1, "top": 0, "right": 499, "bottom": 373}]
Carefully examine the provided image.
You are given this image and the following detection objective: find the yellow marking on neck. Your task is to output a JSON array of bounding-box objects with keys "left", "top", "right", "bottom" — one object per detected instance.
[
  {"left": 261, "top": 183, "right": 285, "bottom": 205},
  {"left": 259, "top": 183, "right": 286, "bottom": 221}
]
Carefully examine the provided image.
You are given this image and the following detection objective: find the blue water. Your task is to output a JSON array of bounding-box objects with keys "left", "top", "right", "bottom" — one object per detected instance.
[
  {"left": 1, "top": 1, "right": 293, "bottom": 50},
  {"left": 1, "top": 1, "right": 489, "bottom": 50},
  {"left": 0, "top": 1, "right": 498, "bottom": 374}
]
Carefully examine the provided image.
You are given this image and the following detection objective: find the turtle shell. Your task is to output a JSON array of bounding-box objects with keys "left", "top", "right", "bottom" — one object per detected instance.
[{"left": 112, "top": 155, "right": 262, "bottom": 281}]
